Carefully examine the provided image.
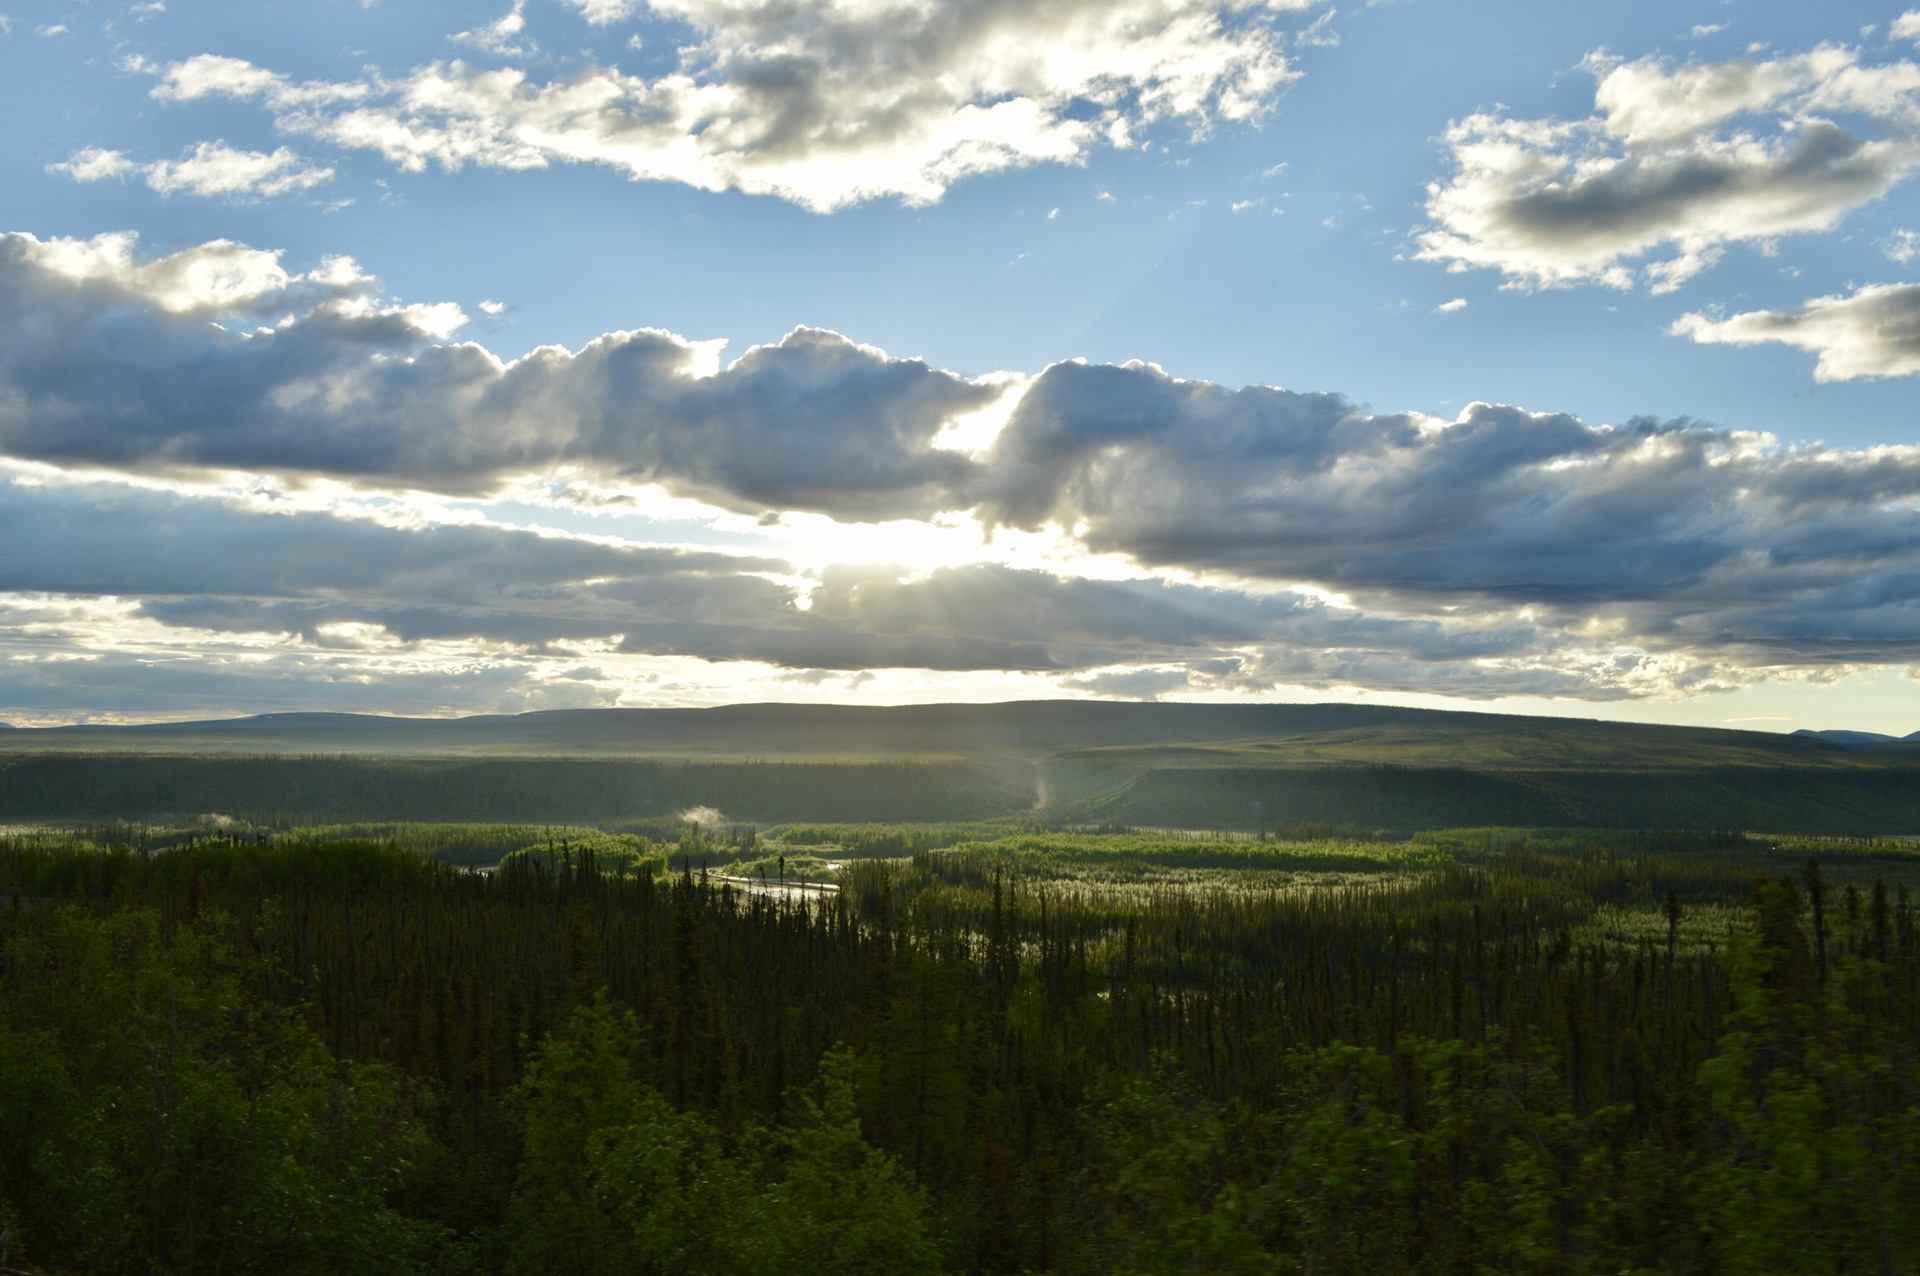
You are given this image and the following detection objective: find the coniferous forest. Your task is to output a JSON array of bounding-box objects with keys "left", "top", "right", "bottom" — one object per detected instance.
[{"left": 4, "top": 818, "right": 1920, "bottom": 1274}]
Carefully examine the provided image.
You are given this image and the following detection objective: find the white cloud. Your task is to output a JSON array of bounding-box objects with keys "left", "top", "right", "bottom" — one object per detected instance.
[
  {"left": 49, "top": 148, "right": 138, "bottom": 183},
  {"left": 1689, "top": 24, "right": 1726, "bottom": 39},
  {"left": 1296, "top": 8, "right": 1337, "bottom": 47},
  {"left": 1674, "top": 282, "right": 1920, "bottom": 379},
  {"left": 147, "top": 141, "right": 333, "bottom": 198},
  {"left": 150, "top": 0, "right": 1320, "bottom": 210},
  {"left": 13, "top": 231, "right": 297, "bottom": 313},
  {"left": 54, "top": 141, "right": 333, "bottom": 200},
  {"left": 479, "top": 298, "right": 508, "bottom": 315},
  {"left": 36, "top": 22, "right": 67, "bottom": 36},
  {"left": 562, "top": 0, "right": 646, "bottom": 22},
  {"left": 1887, "top": 227, "right": 1920, "bottom": 261},
  {"left": 1435, "top": 296, "right": 1467, "bottom": 312},
  {"left": 1895, "top": 10, "right": 1920, "bottom": 43},
  {"left": 454, "top": 1, "right": 531, "bottom": 56},
  {"left": 1418, "top": 43, "right": 1920, "bottom": 291}
]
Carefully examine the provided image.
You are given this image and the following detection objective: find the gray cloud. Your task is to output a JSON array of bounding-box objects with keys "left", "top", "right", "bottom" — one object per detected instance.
[
  {"left": 0, "top": 476, "right": 1610, "bottom": 705},
  {"left": 804, "top": 563, "right": 1538, "bottom": 668},
  {"left": 0, "top": 478, "right": 794, "bottom": 650},
  {"left": 1061, "top": 667, "right": 1193, "bottom": 701},
  {"left": 1418, "top": 44, "right": 1920, "bottom": 291},
  {"left": 0, "top": 637, "right": 625, "bottom": 722},
  {"left": 0, "top": 232, "right": 987, "bottom": 518},
  {"left": 1675, "top": 281, "right": 1920, "bottom": 380},
  {"left": 975, "top": 359, "right": 1920, "bottom": 665}
]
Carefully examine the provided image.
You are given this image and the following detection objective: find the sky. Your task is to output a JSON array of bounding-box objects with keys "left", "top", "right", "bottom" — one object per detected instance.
[{"left": 1, "top": 0, "right": 1919, "bottom": 732}]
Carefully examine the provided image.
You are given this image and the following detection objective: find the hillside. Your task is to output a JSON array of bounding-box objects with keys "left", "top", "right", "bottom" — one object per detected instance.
[
  {"left": 3, "top": 700, "right": 1912, "bottom": 766},
  {"left": 6, "top": 702, "right": 1919, "bottom": 832}
]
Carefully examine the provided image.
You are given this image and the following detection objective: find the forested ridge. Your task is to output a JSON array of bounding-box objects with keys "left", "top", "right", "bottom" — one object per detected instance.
[
  {"left": 9, "top": 751, "right": 1920, "bottom": 834},
  {"left": 0, "top": 755, "right": 1035, "bottom": 825},
  {"left": 3, "top": 827, "right": 1919, "bottom": 1273}
]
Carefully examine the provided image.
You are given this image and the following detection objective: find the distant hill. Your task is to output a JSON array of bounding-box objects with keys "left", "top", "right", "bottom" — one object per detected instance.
[
  {"left": 1792, "top": 728, "right": 1920, "bottom": 748},
  {"left": 0, "top": 700, "right": 1898, "bottom": 768},
  {"left": 5, "top": 702, "right": 1919, "bottom": 832}
]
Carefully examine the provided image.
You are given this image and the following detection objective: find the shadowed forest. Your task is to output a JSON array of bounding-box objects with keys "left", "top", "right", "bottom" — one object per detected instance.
[
  {"left": 3, "top": 816, "right": 1920, "bottom": 1274},
  {"left": 3, "top": 704, "right": 1920, "bottom": 1273}
]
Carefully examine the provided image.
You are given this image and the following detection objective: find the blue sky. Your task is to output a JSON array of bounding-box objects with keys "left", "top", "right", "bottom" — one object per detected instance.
[{"left": 2, "top": 0, "right": 1919, "bottom": 731}]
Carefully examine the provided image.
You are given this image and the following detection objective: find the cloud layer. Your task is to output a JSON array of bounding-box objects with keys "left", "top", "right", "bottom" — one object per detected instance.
[
  {"left": 1419, "top": 43, "right": 1920, "bottom": 291},
  {"left": 4, "top": 228, "right": 1920, "bottom": 716},
  {"left": 2, "top": 471, "right": 1623, "bottom": 713},
  {"left": 139, "top": 0, "right": 1311, "bottom": 209}
]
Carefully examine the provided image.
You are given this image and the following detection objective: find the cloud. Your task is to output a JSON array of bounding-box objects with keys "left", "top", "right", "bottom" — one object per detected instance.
[
  {"left": 454, "top": 1, "right": 532, "bottom": 56},
  {"left": 1062, "top": 667, "right": 1193, "bottom": 700},
  {"left": 9, "top": 230, "right": 304, "bottom": 313},
  {"left": 1896, "top": 11, "right": 1920, "bottom": 43},
  {"left": 1295, "top": 8, "right": 1337, "bottom": 47},
  {"left": 560, "top": 0, "right": 645, "bottom": 22},
  {"left": 973, "top": 358, "right": 1920, "bottom": 668},
  {"left": 0, "top": 473, "right": 1585, "bottom": 702},
  {"left": 53, "top": 141, "right": 334, "bottom": 199},
  {"left": 1418, "top": 43, "right": 1920, "bottom": 291},
  {"left": 7, "top": 229, "right": 1920, "bottom": 707},
  {"left": 1674, "top": 282, "right": 1920, "bottom": 379},
  {"left": 49, "top": 148, "right": 139, "bottom": 182},
  {"left": 0, "top": 231, "right": 989, "bottom": 517},
  {"left": 148, "top": 0, "right": 1316, "bottom": 210},
  {"left": 0, "top": 475, "right": 790, "bottom": 644}
]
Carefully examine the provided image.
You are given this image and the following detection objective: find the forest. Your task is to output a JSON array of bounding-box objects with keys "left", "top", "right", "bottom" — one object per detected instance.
[
  {"left": 3, "top": 814, "right": 1919, "bottom": 1274},
  {"left": 7, "top": 749, "right": 1920, "bottom": 834}
]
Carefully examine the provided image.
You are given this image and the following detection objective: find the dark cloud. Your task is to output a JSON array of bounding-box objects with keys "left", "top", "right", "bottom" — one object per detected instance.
[
  {"left": 974, "top": 359, "right": 1920, "bottom": 665},
  {"left": 0, "top": 233, "right": 988, "bottom": 518},
  {"left": 0, "top": 477, "right": 1584, "bottom": 699},
  {"left": 0, "top": 478, "right": 798, "bottom": 652}
]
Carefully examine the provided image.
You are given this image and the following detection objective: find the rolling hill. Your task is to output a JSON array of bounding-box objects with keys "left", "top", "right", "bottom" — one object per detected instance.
[{"left": 3, "top": 702, "right": 1917, "bottom": 833}]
